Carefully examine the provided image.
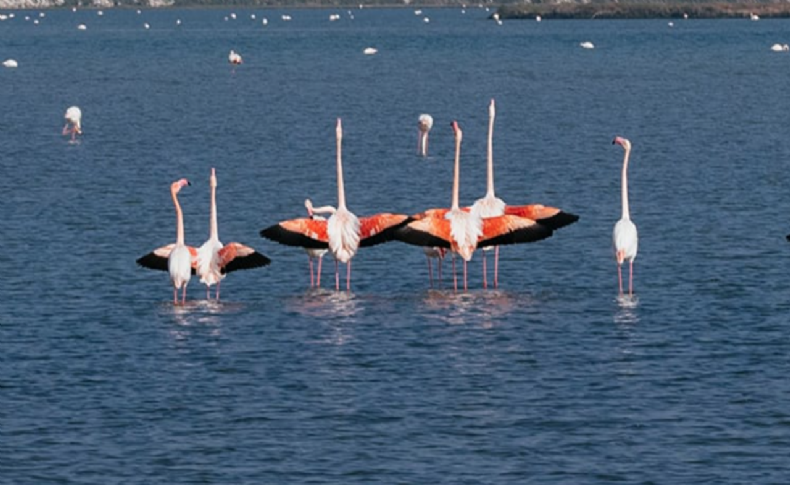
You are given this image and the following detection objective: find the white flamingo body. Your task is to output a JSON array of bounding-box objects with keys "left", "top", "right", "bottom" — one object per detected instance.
[
  {"left": 417, "top": 113, "right": 434, "bottom": 156},
  {"left": 229, "top": 50, "right": 243, "bottom": 65},
  {"left": 169, "top": 244, "right": 193, "bottom": 297},
  {"left": 612, "top": 136, "right": 638, "bottom": 296},
  {"left": 63, "top": 106, "right": 82, "bottom": 141}
]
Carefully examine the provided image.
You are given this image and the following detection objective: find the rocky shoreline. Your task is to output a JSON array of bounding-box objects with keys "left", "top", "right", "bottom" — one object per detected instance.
[{"left": 496, "top": 2, "right": 790, "bottom": 20}]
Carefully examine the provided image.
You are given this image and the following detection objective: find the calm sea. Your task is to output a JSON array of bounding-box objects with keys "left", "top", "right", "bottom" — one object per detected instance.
[{"left": 2, "top": 7, "right": 790, "bottom": 483}]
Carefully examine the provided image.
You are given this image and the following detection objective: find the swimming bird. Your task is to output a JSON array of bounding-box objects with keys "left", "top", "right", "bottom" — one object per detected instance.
[
  {"left": 612, "top": 136, "right": 638, "bottom": 297},
  {"left": 62, "top": 106, "right": 82, "bottom": 142},
  {"left": 304, "top": 199, "right": 330, "bottom": 287},
  {"left": 580, "top": 41, "right": 595, "bottom": 49},
  {"left": 417, "top": 114, "right": 433, "bottom": 157},
  {"left": 196, "top": 168, "right": 271, "bottom": 300},
  {"left": 397, "top": 121, "right": 553, "bottom": 290},
  {"left": 228, "top": 49, "right": 243, "bottom": 65},
  {"left": 260, "top": 119, "right": 411, "bottom": 291},
  {"left": 136, "top": 179, "right": 198, "bottom": 305},
  {"left": 2, "top": 59, "right": 17, "bottom": 68}
]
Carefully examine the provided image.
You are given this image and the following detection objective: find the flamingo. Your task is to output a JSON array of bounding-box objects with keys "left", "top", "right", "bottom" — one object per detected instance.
[
  {"left": 612, "top": 136, "right": 638, "bottom": 297},
  {"left": 228, "top": 50, "right": 243, "bottom": 65},
  {"left": 304, "top": 198, "right": 330, "bottom": 287},
  {"left": 136, "top": 179, "right": 197, "bottom": 305},
  {"left": 417, "top": 114, "right": 433, "bottom": 157},
  {"left": 62, "top": 106, "right": 82, "bottom": 142},
  {"left": 260, "top": 118, "right": 411, "bottom": 290},
  {"left": 196, "top": 168, "right": 271, "bottom": 300},
  {"left": 423, "top": 246, "right": 447, "bottom": 288},
  {"left": 397, "top": 121, "right": 553, "bottom": 291},
  {"left": 471, "top": 99, "right": 579, "bottom": 288}
]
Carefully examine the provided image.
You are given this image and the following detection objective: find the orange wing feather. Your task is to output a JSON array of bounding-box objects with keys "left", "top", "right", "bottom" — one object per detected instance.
[
  {"left": 504, "top": 204, "right": 579, "bottom": 231},
  {"left": 358, "top": 213, "right": 412, "bottom": 247},
  {"left": 218, "top": 242, "right": 271, "bottom": 273},
  {"left": 260, "top": 217, "right": 329, "bottom": 249},
  {"left": 478, "top": 215, "right": 553, "bottom": 247},
  {"left": 394, "top": 216, "right": 452, "bottom": 249}
]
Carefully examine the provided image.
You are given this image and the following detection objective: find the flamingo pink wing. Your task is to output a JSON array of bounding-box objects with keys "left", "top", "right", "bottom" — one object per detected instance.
[
  {"left": 218, "top": 242, "right": 272, "bottom": 273},
  {"left": 394, "top": 217, "right": 452, "bottom": 249},
  {"left": 477, "top": 215, "right": 553, "bottom": 247},
  {"left": 260, "top": 217, "right": 329, "bottom": 249},
  {"left": 504, "top": 204, "right": 579, "bottom": 231},
  {"left": 359, "top": 213, "right": 412, "bottom": 247}
]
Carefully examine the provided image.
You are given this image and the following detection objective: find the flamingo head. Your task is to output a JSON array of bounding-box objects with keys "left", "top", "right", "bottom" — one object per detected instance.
[
  {"left": 210, "top": 167, "right": 217, "bottom": 188},
  {"left": 336, "top": 118, "right": 342, "bottom": 139},
  {"left": 418, "top": 114, "right": 433, "bottom": 133},
  {"left": 451, "top": 121, "right": 462, "bottom": 142},
  {"left": 305, "top": 198, "right": 314, "bottom": 216},
  {"left": 613, "top": 136, "right": 631, "bottom": 151},
  {"left": 489, "top": 98, "right": 495, "bottom": 118},
  {"left": 171, "top": 178, "right": 190, "bottom": 194}
]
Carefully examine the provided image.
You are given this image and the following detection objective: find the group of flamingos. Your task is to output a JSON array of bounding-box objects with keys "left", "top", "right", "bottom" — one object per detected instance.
[{"left": 133, "top": 99, "right": 639, "bottom": 304}]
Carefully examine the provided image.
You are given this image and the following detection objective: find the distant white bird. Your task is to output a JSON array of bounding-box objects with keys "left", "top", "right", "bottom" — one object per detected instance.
[
  {"left": 143, "top": 23, "right": 150, "bottom": 29},
  {"left": 329, "top": 13, "right": 340, "bottom": 21},
  {"left": 492, "top": 12, "right": 500, "bottom": 21},
  {"left": 230, "top": 12, "right": 237, "bottom": 20},
  {"left": 2, "top": 59, "right": 18, "bottom": 68},
  {"left": 262, "top": 18, "right": 268, "bottom": 25},
  {"left": 363, "top": 47, "right": 378, "bottom": 55},
  {"left": 612, "top": 136, "right": 638, "bottom": 297},
  {"left": 770, "top": 43, "right": 789, "bottom": 52},
  {"left": 62, "top": 106, "right": 82, "bottom": 141},
  {"left": 668, "top": 21, "right": 674, "bottom": 27},
  {"left": 228, "top": 49, "right": 243, "bottom": 65},
  {"left": 536, "top": 15, "right": 542, "bottom": 22},
  {"left": 423, "top": 17, "right": 430, "bottom": 23},
  {"left": 414, "top": 9, "right": 422, "bottom": 15},
  {"left": 750, "top": 12, "right": 760, "bottom": 21},
  {"left": 417, "top": 114, "right": 433, "bottom": 157},
  {"left": 580, "top": 41, "right": 595, "bottom": 49},
  {"left": 77, "top": 23, "right": 87, "bottom": 30},
  {"left": 97, "top": 10, "right": 103, "bottom": 16},
  {"left": 281, "top": 14, "right": 292, "bottom": 21}
]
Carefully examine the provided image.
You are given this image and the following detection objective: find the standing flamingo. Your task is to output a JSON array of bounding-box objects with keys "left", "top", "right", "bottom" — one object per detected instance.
[
  {"left": 612, "top": 136, "right": 638, "bottom": 296},
  {"left": 260, "top": 118, "right": 411, "bottom": 291},
  {"left": 471, "top": 99, "right": 506, "bottom": 289},
  {"left": 62, "top": 106, "right": 82, "bottom": 142},
  {"left": 196, "top": 168, "right": 271, "bottom": 300},
  {"left": 304, "top": 198, "right": 330, "bottom": 287},
  {"left": 397, "top": 121, "right": 553, "bottom": 290},
  {"left": 228, "top": 49, "right": 243, "bottom": 65},
  {"left": 472, "top": 99, "right": 580, "bottom": 288},
  {"left": 136, "top": 179, "right": 197, "bottom": 305},
  {"left": 423, "top": 246, "right": 447, "bottom": 288},
  {"left": 417, "top": 114, "right": 433, "bottom": 157}
]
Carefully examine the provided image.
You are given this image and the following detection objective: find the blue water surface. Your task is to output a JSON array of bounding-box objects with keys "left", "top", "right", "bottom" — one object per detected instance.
[{"left": 2, "top": 8, "right": 790, "bottom": 484}]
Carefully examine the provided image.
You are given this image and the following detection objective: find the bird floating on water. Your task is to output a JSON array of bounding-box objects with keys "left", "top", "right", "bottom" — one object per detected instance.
[
  {"left": 2, "top": 59, "right": 18, "bottom": 68},
  {"left": 62, "top": 106, "right": 82, "bottom": 142},
  {"left": 580, "top": 41, "right": 595, "bottom": 49}
]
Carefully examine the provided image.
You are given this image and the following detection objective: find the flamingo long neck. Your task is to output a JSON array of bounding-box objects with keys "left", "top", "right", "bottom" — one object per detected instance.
[
  {"left": 451, "top": 126, "right": 462, "bottom": 210},
  {"left": 209, "top": 177, "right": 219, "bottom": 240},
  {"left": 486, "top": 101, "right": 496, "bottom": 197},
  {"left": 336, "top": 120, "right": 346, "bottom": 210},
  {"left": 173, "top": 188, "right": 185, "bottom": 245},
  {"left": 621, "top": 147, "right": 631, "bottom": 220}
]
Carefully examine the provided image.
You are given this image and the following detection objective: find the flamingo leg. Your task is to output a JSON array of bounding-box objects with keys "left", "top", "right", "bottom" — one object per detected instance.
[
  {"left": 346, "top": 260, "right": 352, "bottom": 291},
  {"left": 173, "top": 288, "right": 178, "bottom": 305},
  {"left": 463, "top": 261, "right": 468, "bottom": 291},
  {"left": 629, "top": 260, "right": 634, "bottom": 296},
  {"left": 482, "top": 250, "right": 488, "bottom": 289},
  {"left": 309, "top": 257, "right": 315, "bottom": 287},
  {"left": 617, "top": 264, "right": 624, "bottom": 296},
  {"left": 317, "top": 257, "right": 323, "bottom": 288},
  {"left": 427, "top": 256, "right": 434, "bottom": 288},
  {"left": 452, "top": 254, "right": 458, "bottom": 291},
  {"left": 181, "top": 285, "right": 187, "bottom": 305},
  {"left": 494, "top": 246, "right": 499, "bottom": 289},
  {"left": 437, "top": 258, "right": 443, "bottom": 287},
  {"left": 335, "top": 259, "right": 340, "bottom": 291},
  {"left": 216, "top": 281, "right": 221, "bottom": 301}
]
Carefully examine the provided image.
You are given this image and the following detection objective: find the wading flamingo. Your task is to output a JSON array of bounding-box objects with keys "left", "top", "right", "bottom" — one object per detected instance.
[
  {"left": 417, "top": 114, "right": 433, "bottom": 157},
  {"left": 136, "top": 179, "right": 197, "bottom": 305},
  {"left": 260, "top": 118, "right": 411, "bottom": 290},
  {"left": 423, "top": 246, "right": 447, "bottom": 288},
  {"left": 63, "top": 106, "right": 82, "bottom": 142},
  {"left": 612, "top": 136, "right": 638, "bottom": 296},
  {"left": 196, "top": 168, "right": 271, "bottom": 300},
  {"left": 304, "top": 198, "right": 330, "bottom": 287},
  {"left": 228, "top": 49, "right": 243, "bottom": 65},
  {"left": 472, "top": 99, "right": 580, "bottom": 288},
  {"left": 397, "top": 121, "right": 553, "bottom": 290}
]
